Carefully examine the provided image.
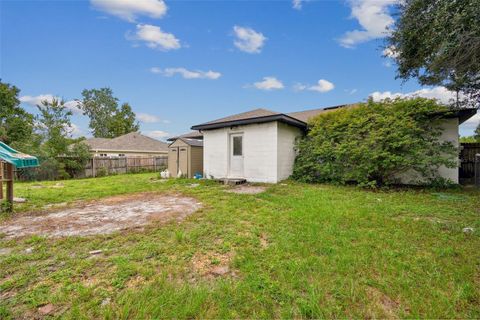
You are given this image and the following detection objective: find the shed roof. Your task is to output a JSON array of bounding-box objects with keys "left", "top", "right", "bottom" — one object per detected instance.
[
  {"left": 167, "top": 131, "right": 203, "bottom": 142},
  {"left": 169, "top": 138, "right": 203, "bottom": 147},
  {"left": 83, "top": 132, "right": 168, "bottom": 152}
]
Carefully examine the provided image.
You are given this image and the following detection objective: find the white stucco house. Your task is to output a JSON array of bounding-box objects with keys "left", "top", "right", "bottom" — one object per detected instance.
[{"left": 191, "top": 104, "right": 476, "bottom": 184}]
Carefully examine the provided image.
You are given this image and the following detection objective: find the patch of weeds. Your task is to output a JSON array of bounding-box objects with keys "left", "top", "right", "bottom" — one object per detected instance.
[
  {"left": 431, "top": 192, "right": 468, "bottom": 201},
  {"left": 174, "top": 230, "right": 186, "bottom": 244}
]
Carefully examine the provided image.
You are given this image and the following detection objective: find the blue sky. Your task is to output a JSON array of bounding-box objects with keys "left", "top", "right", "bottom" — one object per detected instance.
[{"left": 1, "top": 0, "right": 478, "bottom": 139}]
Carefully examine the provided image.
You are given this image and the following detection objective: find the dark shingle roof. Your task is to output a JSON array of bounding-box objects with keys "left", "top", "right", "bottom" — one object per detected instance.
[
  {"left": 83, "top": 132, "right": 168, "bottom": 152},
  {"left": 191, "top": 105, "right": 358, "bottom": 131},
  {"left": 167, "top": 131, "right": 203, "bottom": 142},
  {"left": 191, "top": 108, "right": 305, "bottom": 131},
  {"left": 180, "top": 138, "right": 203, "bottom": 147},
  {"left": 287, "top": 104, "right": 359, "bottom": 122},
  {"left": 199, "top": 108, "right": 280, "bottom": 125}
]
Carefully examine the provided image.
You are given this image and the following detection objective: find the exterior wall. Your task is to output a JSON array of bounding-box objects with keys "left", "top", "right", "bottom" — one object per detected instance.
[
  {"left": 438, "top": 118, "right": 460, "bottom": 182},
  {"left": 203, "top": 122, "right": 279, "bottom": 183},
  {"left": 168, "top": 147, "right": 179, "bottom": 177},
  {"left": 397, "top": 118, "right": 460, "bottom": 184},
  {"left": 190, "top": 146, "right": 204, "bottom": 177},
  {"left": 203, "top": 128, "right": 229, "bottom": 180},
  {"left": 277, "top": 122, "right": 303, "bottom": 181}
]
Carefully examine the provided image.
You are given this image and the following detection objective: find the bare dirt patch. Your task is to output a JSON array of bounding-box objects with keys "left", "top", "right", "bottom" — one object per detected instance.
[
  {"left": 226, "top": 185, "right": 267, "bottom": 194},
  {"left": 0, "top": 193, "right": 202, "bottom": 239},
  {"left": 366, "top": 286, "right": 403, "bottom": 318},
  {"left": 190, "top": 251, "right": 236, "bottom": 280}
]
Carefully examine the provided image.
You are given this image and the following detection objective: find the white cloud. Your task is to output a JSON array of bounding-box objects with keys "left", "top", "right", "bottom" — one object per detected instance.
[
  {"left": 67, "top": 123, "right": 83, "bottom": 137},
  {"left": 309, "top": 79, "right": 335, "bottom": 92},
  {"left": 294, "top": 79, "right": 335, "bottom": 93},
  {"left": 127, "top": 24, "right": 181, "bottom": 51},
  {"left": 369, "top": 86, "right": 458, "bottom": 105},
  {"left": 292, "top": 0, "right": 303, "bottom": 10},
  {"left": 253, "top": 77, "right": 284, "bottom": 91},
  {"left": 137, "top": 113, "right": 161, "bottom": 123},
  {"left": 143, "top": 130, "right": 170, "bottom": 140},
  {"left": 233, "top": 26, "right": 267, "bottom": 54},
  {"left": 90, "top": 0, "right": 167, "bottom": 22},
  {"left": 383, "top": 45, "right": 398, "bottom": 58},
  {"left": 339, "top": 0, "right": 397, "bottom": 48},
  {"left": 150, "top": 67, "right": 221, "bottom": 79},
  {"left": 19, "top": 94, "right": 82, "bottom": 114}
]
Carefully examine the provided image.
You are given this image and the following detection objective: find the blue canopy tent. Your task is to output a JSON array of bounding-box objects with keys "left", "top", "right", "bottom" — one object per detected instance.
[{"left": 0, "top": 142, "right": 39, "bottom": 210}]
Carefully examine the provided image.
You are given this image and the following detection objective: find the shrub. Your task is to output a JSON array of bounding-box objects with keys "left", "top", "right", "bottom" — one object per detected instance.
[{"left": 292, "top": 98, "right": 458, "bottom": 187}]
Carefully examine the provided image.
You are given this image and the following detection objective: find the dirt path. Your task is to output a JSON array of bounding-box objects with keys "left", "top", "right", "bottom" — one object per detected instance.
[{"left": 0, "top": 193, "right": 202, "bottom": 239}]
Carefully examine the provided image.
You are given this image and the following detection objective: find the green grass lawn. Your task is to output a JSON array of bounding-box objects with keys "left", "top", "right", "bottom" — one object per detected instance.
[{"left": 1, "top": 173, "right": 479, "bottom": 318}]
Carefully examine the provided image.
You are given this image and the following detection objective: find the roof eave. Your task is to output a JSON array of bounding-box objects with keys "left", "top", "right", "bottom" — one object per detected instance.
[{"left": 191, "top": 114, "right": 307, "bottom": 131}]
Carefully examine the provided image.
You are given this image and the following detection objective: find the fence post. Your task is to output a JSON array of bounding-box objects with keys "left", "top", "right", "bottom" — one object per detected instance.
[
  {"left": 6, "top": 163, "right": 14, "bottom": 206},
  {"left": 0, "top": 161, "right": 3, "bottom": 200},
  {"left": 475, "top": 154, "right": 480, "bottom": 188},
  {"left": 92, "top": 157, "right": 96, "bottom": 178}
]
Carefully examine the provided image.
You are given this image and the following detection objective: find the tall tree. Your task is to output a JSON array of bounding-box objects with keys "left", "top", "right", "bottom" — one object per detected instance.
[
  {"left": 107, "top": 103, "right": 139, "bottom": 137},
  {"left": 387, "top": 0, "right": 480, "bottom": 109},
  {"left": 79, "top": 88, "right": 139, "bottom": 138},
  {"left": 36, "top": 98, "right": 73, "bottom": 157},
  {"left": 0, "top": 81, "right": 34, "bottom": 150},
  {"left": 35, "top": 98, "right": 90, "bottom": 179}
]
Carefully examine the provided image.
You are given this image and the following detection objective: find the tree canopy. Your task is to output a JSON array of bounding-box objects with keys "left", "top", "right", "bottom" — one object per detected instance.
[
  {"left": 387, "top": 0, "right": 480, "bottom": 109},
  {"left": 0, "top": 80, "right": 34, "bottom": 150},
  {"left": 80, "top": 88, "right": 139, "bottom": 138},
  {"left": 292, "top": 98, "right": 458, "bottom": 187}
]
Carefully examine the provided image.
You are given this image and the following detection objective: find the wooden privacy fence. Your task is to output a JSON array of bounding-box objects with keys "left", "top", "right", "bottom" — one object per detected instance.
[
  {"left": 85, "top": 156, "right": 168, "bottom": 177},
  {"left": 476, "top": 154, "right": 480, "bottom": 187},
  {"left": 459, "top": 143, "right": 480, "bottom": 185}
]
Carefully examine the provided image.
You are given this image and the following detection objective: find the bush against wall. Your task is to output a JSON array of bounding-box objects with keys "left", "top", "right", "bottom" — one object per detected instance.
[{"left": 292, "top": 98, "right": 458, "bottom": 187}]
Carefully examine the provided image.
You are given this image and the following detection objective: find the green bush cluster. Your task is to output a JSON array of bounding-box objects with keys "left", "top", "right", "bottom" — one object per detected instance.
[{"left": 292, "top": 98, "right": 458, "bottom": 187}]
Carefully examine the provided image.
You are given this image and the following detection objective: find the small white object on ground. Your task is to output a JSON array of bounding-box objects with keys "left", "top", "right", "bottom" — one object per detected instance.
[
  {"left": 24, "top": 247, "right": 34, "bottom": 254},
  {"left": 101, "top": 297, "right": 111, "bottom": 306},
  {"left": 189, "top": 183, "right": 200, "bottom": 188},
  {"left": 89, "top": 250, "right": 103, "bottom": 255},
  {"left": 160, "top": 170, "right": 170, "bottom": 179},
  {"left": 13, "top": 197, "right": 27, "bottom": 203},
  {"left": 463, "top": 227, "right": 475, "bottom": 234},
  {"left": 0, "top": 248, "right": 12, "bottom": 255}
]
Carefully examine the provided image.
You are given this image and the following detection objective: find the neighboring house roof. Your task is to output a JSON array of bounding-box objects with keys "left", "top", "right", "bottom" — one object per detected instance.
[
  {"left": 83, "top": 132, "right": 169, "bottom": 153},
  {"left": 167, "top": 131, "right": 203, "bottom": 142},
  {"left": 81, "top": 138, "right": 110, "bottom": 150}
]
